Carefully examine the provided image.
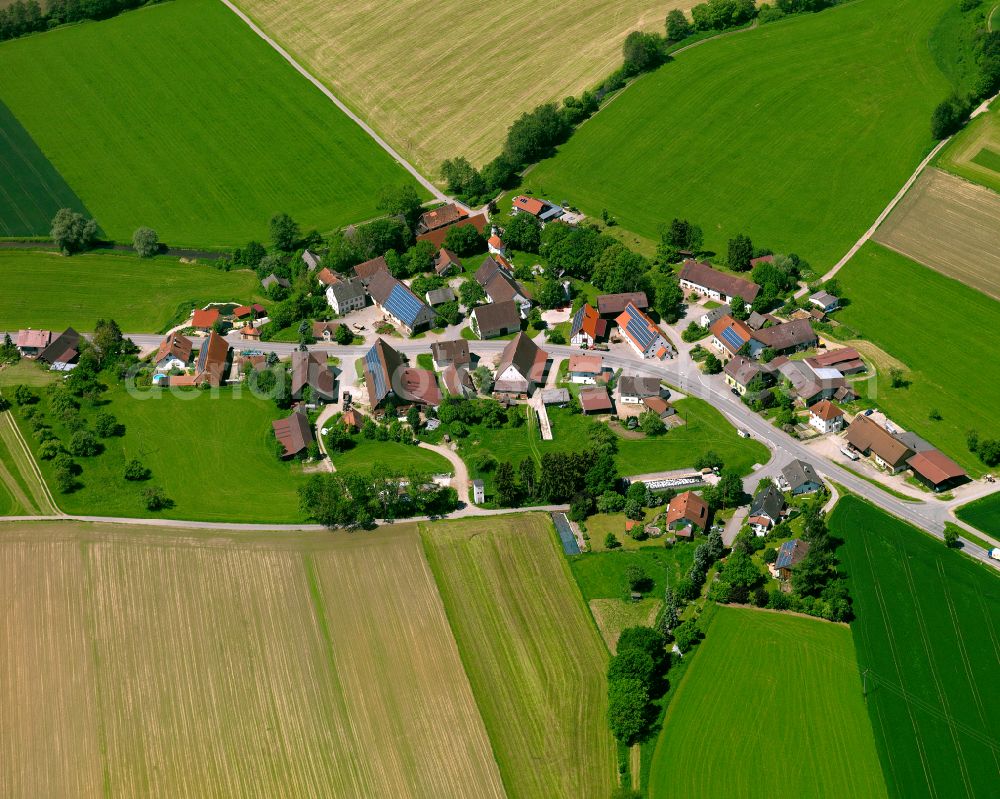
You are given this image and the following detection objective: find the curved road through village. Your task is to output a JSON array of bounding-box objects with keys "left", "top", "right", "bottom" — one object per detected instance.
[{"left": 18, "top": 330, "right": 979, "bottom": 571}]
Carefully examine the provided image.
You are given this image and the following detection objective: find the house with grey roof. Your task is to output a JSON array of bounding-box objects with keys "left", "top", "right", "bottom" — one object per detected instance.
[
  {"left": 325, "top": 278, "right": 368, "bottom": 316},
  {"left": 781, "top": 459, "right": 823, "bottom": 495},
  {"left": 747, "top": 484, "right": 785, "bottom": 536}
]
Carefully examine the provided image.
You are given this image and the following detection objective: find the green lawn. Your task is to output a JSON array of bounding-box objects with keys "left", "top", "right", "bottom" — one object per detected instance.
[
  {"left": 0, "top": 250, "right": 262, "bottom": 332},
  {"left": 569, "top": 543, "right": 695, "bottom": 602},
  {"left": 835, "top": 243, "right": 1000, "bottom": 473},
  {"left": 648, "top": 605, "right": 888, "bottom": 798},
  {"left": 0, "top": 98, "right": 90, "bottom": 237},
  {"left": 421, "top": 514, "right": 616, "bottom": 799},
  {"left": 456, "top": 398, "right": 766, "bottom": 499},
  {"left": 331, "top": 437, "right": 451, "bottom": 475},
  {"left": 956, "top": 493, "right": 1000, "bottom": 539},
  {"left": 0, "top": 0, "right": 423, "bottom": 246},
  {"left": 526, "top": 0, "right": 951, "bottom": 268},
  {"left": 833, "top": 495, "right": 1000, "bottom": 798},
  {"left": 0, "top": 359, "right": 59, "bottom": 388},
  {"left": 14, "top": 383, "right": 306, "bottom": 522}
]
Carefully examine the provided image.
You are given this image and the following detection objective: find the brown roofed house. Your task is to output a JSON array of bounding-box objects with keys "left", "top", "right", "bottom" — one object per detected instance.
[
  {"left": 844, "top": 415, "right": 914, "bottom": 473},
  {"left": 15, "top": 329, "right": 52, "bottom": 358},
  {"left": 291, "top": 350, "right": 336, "bottom": 403},
  {"left": 38, "top": 327, "right": 81, "bottom": 367},
  {"left": 272, "top": 410, "right": 314, "bottom": 458},
  {"left": 353, "top": 255, "right": 390, "bottom": 283},
  {"left": 494, "top": 332, "right": 548, "bottom": 395},
  {"left": 417, "top": 203, "right": 465, "bottom": 233},
  {"left": 416, "top": 213, "right": 487, "bottom": 248},
  {"left": 596, "top": 292, "right": 649, "bottom": 317},
  {"left": 472, "top": 300, "right": 521, "bottom": 340},
  {"left": 431, "top": 339, "right": 471, "bottom": 370},
  {"left": 907, "top": 450, "right": 967, "bottom": 491},
  {"left": 313, "top": 321, "right": 340, "bottom": 341},
  {"left": 443, "top": 363, "right": 476, "bottom": 397},
  {"left": 579, "top": 386, "right": 613, "bottom": 414},
  {"left": 665, "top": 491, "right": 709, "bottom": 537},
  {"left": 678, "top": 260, "right": 760, "bottom": 303},
  {"left": 435, "top": 248, "right": 462, "bottom": 276},
  {"left": 191, "top": 308, "right": 220, "bottom": 331},
  {"left": 193, "top": 331, "right": 230, "bottom": 386},
  {"left": 154, "top": 332, "right": 193, "bottom": 370},
  {"left": 752, "top": 319, "right": 817, "bottom": 354}
]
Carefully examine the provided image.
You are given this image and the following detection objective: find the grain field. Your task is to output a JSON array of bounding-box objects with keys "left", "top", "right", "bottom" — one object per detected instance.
[
  {"left": 874, "top": 168, "right": 1000, "bottom": 300},
  {"left": 234, "top": 0, "right": 690, "bottom": 174},
  {"left": 0, "top": 522, "right": 505, "bottom": 799}
]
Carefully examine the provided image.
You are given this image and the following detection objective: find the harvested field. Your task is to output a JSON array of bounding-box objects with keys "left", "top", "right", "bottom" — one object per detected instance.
[
  {"left": 937, "top": 97, "right": 1000, "bottom": 193},
  {"left": 422, "top": 513, "right": 616, "bottom": 799},
  {"left": 873, "top": 168, "right": 1000, "bottom": 300},
  {"left": 589, "top": 597, "right": 662, "bottom": 653},
  {"left": 0, "top": 522, "right": 506, "bottom": 799},
  {"left": 234, "top": 0, "right": 689, "bottom": 175}
]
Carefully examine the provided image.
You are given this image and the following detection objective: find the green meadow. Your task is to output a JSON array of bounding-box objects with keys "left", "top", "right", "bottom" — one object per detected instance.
[
  {"left": 14, "top": 384, "right": 307, "bottom": 522},
  {"left": 834, "top": 495, "right": 1000, "bottom": 798},
  {"left": 331, "top": 438, "right": 451, "bottom": 475},
  {"left": 526, "top": 0, "right": 951, "bottom": 267},
  {"left": 648, "top": 605, "right": 887, "bottom": 798},
  {"left": 956, "top": 493, "right": 1000, "bottom": 539},
  {"left": 0, "top": 250, "right": 262, "bottom": 332},
  {"left": 0, "top": 0, "right": 422, "bottom": 246},
  {"left": 835, "top": 243, "right": 1000, "bottom": 473}
]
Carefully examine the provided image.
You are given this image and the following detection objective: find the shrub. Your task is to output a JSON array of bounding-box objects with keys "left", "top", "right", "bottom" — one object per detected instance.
[
  {"left": 94, "top": 411, "right": 121, "bottom": 438},
  {"left": 124, "top": 459, "right": 151, "bottom": 481},
  {"left": 69, "top": 430, "right": 100, "bottom": 457},
  {"left": 142, "top": 485, "right": 172, "bottom": 511},
  {"left": 604, "top": 532, "right": 621, "bottom": 550},
  {"left": 673, "top": 618, "right": 701, "bottom": 652}
]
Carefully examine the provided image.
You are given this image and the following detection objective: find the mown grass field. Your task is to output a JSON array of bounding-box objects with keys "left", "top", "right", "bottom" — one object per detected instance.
[
  {"left": 0, "top": 250, "right": 262, "bottom": 332},
  {"left": 873, "top": 168, "right": 1000, "bottom": 300},
  {"left": 0, "top": 411, "right": 55, "bottom": 515},
  {"left": 0, "top": 522, "right": 507, "bottom": 798},
  {"left": 15, "top": 384, "right": 308, "bottom": 522},
  {"left": 648, "top": 605, "right": 887, "bottom": 798},
  {"left": 835, "top": 243, "right": 1000, "bottom": 473},
  {"left": 332, "top": 438, "right": 451, "bottom": 475},
  {"left": 526, "top": 0, "right": 952, "bottom": 267},
  {"left": 0, "top": 98, "right": 91, "bottom": 237},
  {"left": 937, "top": 97, "right": 1000, "bottom": 193},
  {"left": 0, "top": 0, "right": 422, "bottom": 246},
  {"left": 235, "top": 0, "right": 689, "bottom": 175},
  {"left": 833, "top": 495, "right": 1000, "bottom": 798},
  {"left": 956, "top": 492, "right": 1000, "bottom": 538},
  {"left": 421, "top": 513, "right": 616, "bottom": 799}
]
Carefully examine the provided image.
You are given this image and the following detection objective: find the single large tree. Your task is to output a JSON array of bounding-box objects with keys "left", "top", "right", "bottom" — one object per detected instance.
[
  {"left": 132, "top": 226, "right": 159, "bottom": 258},
  {"left": 727, "top": 233, "right": 754, "bottom": 272},
  {"left": 269, "top": 212, "right": 300, "bottom": 252},
  {"left": 51, "top": 208, "right": 97, "bottom": 254}
]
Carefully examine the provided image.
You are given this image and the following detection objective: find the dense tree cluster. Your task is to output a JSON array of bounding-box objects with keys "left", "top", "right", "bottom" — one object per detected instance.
[
  {"left": 966, "top": 429, "right": 1000, "bottom": 466},
  {"left": 0, "top": 0, "right": 151, "bottom": 42},
  {"left": 607, "top": 626, "right": 669, "bottom": 745},
  {"left": 298, "top": 465, "right": 458, "bottom": 527},
  {"left": 50, "top": 209, "right": 98, "bottom": 255}
]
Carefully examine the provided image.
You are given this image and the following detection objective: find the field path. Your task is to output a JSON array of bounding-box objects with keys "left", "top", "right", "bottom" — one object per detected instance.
[
  {"left": 0, "top": 411, "right": 59, "bottom": 515},
  {"left": 217, "top": 0, "right": 452, "bottom": 206}
]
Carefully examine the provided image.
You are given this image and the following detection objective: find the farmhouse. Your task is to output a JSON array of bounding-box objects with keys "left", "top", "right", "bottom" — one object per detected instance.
[
  {"left": 193, "top": 331, "right": 230, "bottom": 386},
  {"left": 753, "top": 319, "right": 817, "bottom": 355},
  {"left": 570, "top": 303, "right": 607, "bottom": 346},
  {"left": 774, "top": 359, "right": 848, "bottom": 405},
  {"left": 579, "top": 386, "right": 613, "bottom": 414},
  {"left": 809, "top": 347, "right": 866, "bottom": 375},
  {"left": 326, "top": 278, "right": 368, "bottom": 315},
  {"left": 494, "top": 333, "right": 547, "bottom": 396},
  {"left": 154, "top": 332, "right": 193, "bottom": 372},
  {"left": 272, "top": 409, "right": 314, "bottom": 458},
  {"left": 678, "top": 260, "right": 760, "bottom": 304},
  {"left": 416, "top": 213, "right": 487, "bottom": 248},
  {"left": 233, "top": 304, "right": 266, "bottom": 321},
  {"left": 844, "top": 415, "right": 914, "bottom": 473},
  {"left": 809, "top": 399, "right": 844, "bottom": 434},
  {"left": 471, "top": 300, "right": 521, "bottom": 339},
  {"left": 809, "top": 291, "right": 840, "bottom": 313},
  {"left": 665, "top": 491, "right": 709, "bottom": 538},
  {"left": 38, "top": 327, "right": 80, "bottom": 369},
  {"left": 511, "top": 194, "right": 563, "bottom": 223},
  {"left": 261, "top": 273, "right": 290, "bottom": 291},
  {"left": 302, "top": 249, "right": 321, "bottom": 271},
  {"left": 906, "top": 450, "right": 967, "bottom": 492},
  {"left": 597, "top": 292, "right": 648, "bottom": 318},
  {"left": 417, "top": 203, "right": 464, "bottom": 233},
  {"left": 191, "top": 308, "right": 220, "bottom": 331},
  {"left": 431, "top": 339, "right": 470, "bottom": 370},
  {"left": 487, "top": 233, "right": 506, "bottom": 257},
  {"left": 443, "top": 363, "right": 475, "bottom": 397},
  {"left": 770, "top": 539, "right": 810, "bottom": 581},
  {"left": 710, "top": 315, "right": 755, "bottom": 360},
  {"left": 353, "top": 255, "right": 391, "bottom": 284},
  {"left": 478, "top": 262, "right": 531, "bottom": 314},
  {"left": 312, "top": 321, "right": 339, "bottom": 342},
  {"left": 616, "top": 303, "right": 670, "bottom": 359},
  {"left": 316, "top": 267, "right": 339, "bottom": 288},
  {"left": 748, "top": 484, "right": 785, "bottom": 535},
  {"left": 363, "top": 338, "right": 439, "bottom": 408},
  {"left": 643, "top": 396, "right": 675, "bottom": 419},
  {"left": 618, "top": 376, "right": 667, "bottom": 404},
  {"left": 425, "top": 287, "right": 456, "bottom": 307},
  {"left": 699, "top": 305, "right": 730, "bottom": 328},
  {"left": 291, "top": 351, "right": 336, "bottom": 403},
  {"left": 15, "top": 329, "right": 52, "bottom": 358},
  {"left": 723, "top": 355, "right": 765, "bottom": 396},
  {"left": 475, "top": 255, "right": 511, "bottom": 286},
  {"left": 435, "top": 248, "right": 462, "bottom": 276},
  {"left": 746, "top": 311, "right": 779, "bottom": 331},
  {"left": 567, "top": 354, "right": 606, "bottom": 384},
  {"left": 367, "top": 270, "right": 436, "bottom": 335},
  {"left": 781, "top": 459, "right": 823, "bottom": 495}
]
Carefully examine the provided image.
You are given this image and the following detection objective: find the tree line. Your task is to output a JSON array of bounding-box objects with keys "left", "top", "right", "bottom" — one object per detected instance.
[{"left": 0, "top": 0, "right": 157, "bottom": 42}]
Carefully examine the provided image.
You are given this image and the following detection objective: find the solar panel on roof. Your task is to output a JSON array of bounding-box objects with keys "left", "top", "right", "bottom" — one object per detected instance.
[
  {"left": 720, "top": 326, "right": 745, "bottom": 350},
  {"left": 570, "top": 305, "right": 585, "bottom": 337},
  {"left": 385, "top": 284, "right": 425, "bottom": 326},
  {"left": 365, "top": 345, "right": 388, "bottom": 401},
  {"left": 622, "top": 305, "right": 659, "bottom": 350}
]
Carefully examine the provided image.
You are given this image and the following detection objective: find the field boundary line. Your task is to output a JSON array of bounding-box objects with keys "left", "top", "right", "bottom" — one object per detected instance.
[
  {"left": 216, "top": 0, "right": 451, "bottom": 207},
  {"left": 0, "top": 410, "right": 59, "bottom": 515}
]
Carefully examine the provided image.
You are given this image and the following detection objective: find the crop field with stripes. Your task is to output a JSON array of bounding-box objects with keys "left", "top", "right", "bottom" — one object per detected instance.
[
  {"left": 647, "top": 605, "right": 887, "bottom": 798},
  {"left": 0, "top": 522, "right": 506, "bottom": 798},
  {"left": 0, "top": 0, "right": 421, "bottom": 246},
  {"left": 834, "top": 496, "right": 1000, "bottom": 799},
  {"left": 421, "top": 513, "right": 617, "bottom": 799}
]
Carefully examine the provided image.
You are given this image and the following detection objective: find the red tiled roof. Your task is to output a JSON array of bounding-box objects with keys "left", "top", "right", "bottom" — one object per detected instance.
[
  {"left": 488, "top": 234, "right": 504, "bottom": 249},
  {"left": 666, "top": 491, "right": 708, "bottom": 529},
  {"left": 596, "top": 293, "right": 648, "bottom": 316},
  {"left": 233, "top": 305, "right": 252, "bottom": 318},
  {"left": 416, "top": 214, "right": 487, "bottom": 248},
  {"left": 709, "top": 315, "right": 754, "bottom": 355},
  {"left": 512, "top": 195, "right": 546, "bottom": 216},
  {"left": 907, "top": 450, "right": 966, "bottom": 486},
  {"left": 16, "top": 329, "right": 52, "bottom": 349},
  {"left": 154, "top": 332, "right": 192, "bottom": 365},
  {"left": 316, "top": 267, "right": 339, "bottom": 286},
  {"left": 579, "top": 386, "right": 612, "bottom": 413},
  {"left": 191, "top": 308, "right": 220, "bottom": 329},
  {"left": 809, "top": 399, "right": 843, "bottom": 421},
  {"left": 419, "top": 203, "right": 465, "bottom": 231},
  {"left": 239, "top": 324, "right": 261, "bottom": 338},
  {"left": 568, "top": 354, "right": 603, "bottom": 374}
]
